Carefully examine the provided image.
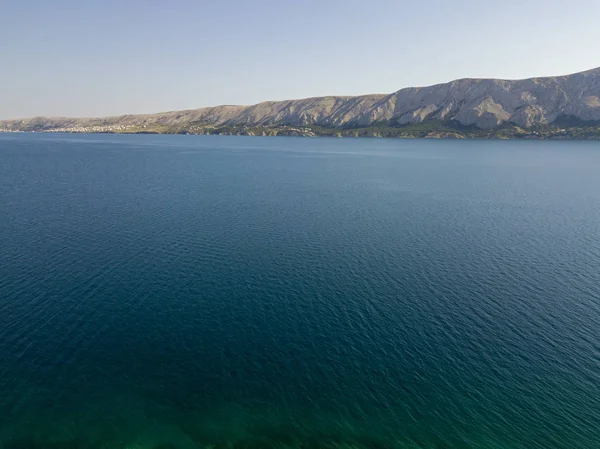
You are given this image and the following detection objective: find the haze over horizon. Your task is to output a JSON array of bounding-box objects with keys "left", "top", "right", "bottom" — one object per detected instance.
[{"left": 2, "top": 0, "right": 600, "bottom": 120}]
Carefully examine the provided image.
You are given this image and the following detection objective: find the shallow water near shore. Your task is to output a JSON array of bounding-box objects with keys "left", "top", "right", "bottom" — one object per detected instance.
[{"left": 1, "top": 133, "right": 600, "bottom": 448}]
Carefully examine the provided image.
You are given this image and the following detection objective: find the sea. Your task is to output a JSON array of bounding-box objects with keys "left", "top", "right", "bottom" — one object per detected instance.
[{"left": 1, "top": 133, "right": 600, "bottom": 449}]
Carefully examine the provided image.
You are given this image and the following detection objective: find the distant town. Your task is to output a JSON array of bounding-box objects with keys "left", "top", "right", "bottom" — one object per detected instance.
[{"left": 0, "top": 124, "right": 140, "bottom": 133}]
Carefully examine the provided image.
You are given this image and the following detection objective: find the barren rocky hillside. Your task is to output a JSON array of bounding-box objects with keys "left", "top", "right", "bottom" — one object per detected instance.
[{"left": 2, "top": 67, "right": 600, "bottom": 136}]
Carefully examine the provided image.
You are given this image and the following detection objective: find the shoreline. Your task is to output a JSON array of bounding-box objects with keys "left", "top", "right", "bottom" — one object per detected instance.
[{"left": 2, "top": 129, "right": 600, "bottom": 141}]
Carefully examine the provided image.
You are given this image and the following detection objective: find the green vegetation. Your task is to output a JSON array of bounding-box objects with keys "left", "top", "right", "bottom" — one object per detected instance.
[
  {"left": 108, "top": 121, "right": 600, "bottom": 140},
  {"left": 4, "top": 118, "right": 600, "bottom": 140}
]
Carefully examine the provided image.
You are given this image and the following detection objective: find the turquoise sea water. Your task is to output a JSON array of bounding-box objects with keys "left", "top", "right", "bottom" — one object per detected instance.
[{"left": 1, "top": 133, "right": 600, "bottom": 449}]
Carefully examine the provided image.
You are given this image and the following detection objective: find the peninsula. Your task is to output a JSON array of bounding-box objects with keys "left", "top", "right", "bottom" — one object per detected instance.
[{"left": 2, "top": 67, "right": 600, "bottom": 139}]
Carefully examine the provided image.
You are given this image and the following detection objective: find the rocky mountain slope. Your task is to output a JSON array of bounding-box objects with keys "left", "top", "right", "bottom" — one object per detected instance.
[{"left": 2, "top": 67, "right": 600, "bottom": 136}]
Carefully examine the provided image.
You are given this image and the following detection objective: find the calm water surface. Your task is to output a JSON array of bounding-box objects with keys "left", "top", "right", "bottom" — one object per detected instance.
[{"left": 1, "top": 134, "right": 600, "bottom": 448}]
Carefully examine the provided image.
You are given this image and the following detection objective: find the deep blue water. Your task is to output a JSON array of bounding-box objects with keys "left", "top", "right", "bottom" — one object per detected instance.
[{"left": 1, "top": 133, "right": 600, "bottom": 449}]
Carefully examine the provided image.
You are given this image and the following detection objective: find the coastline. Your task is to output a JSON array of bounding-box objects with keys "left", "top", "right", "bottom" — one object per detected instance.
[{"left": 2, "top": 127, "right": 600, "bottom": 140}]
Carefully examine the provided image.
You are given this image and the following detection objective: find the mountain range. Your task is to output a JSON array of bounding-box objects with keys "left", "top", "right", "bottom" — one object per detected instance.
[{"left": 2, "top": 67, "right": 600, "bottom": 139}]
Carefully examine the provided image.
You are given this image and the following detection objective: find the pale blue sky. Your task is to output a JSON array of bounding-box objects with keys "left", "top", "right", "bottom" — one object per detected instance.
[{"left": 2, "top": 0, "right": 599, "bottom": 119}]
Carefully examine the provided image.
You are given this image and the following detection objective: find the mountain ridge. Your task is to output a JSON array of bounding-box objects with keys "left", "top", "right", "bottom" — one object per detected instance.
[{"left": 2, "top": 67, "right": 600, "bottom": 139}]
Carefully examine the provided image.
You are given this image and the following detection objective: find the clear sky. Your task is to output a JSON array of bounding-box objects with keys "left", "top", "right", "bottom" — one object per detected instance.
[{"left": 2, "top": 0, "right": 599, "bottom": 119}]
